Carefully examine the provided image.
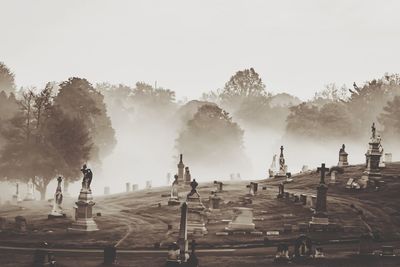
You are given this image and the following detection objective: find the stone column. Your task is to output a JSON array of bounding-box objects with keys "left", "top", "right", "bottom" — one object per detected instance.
[
  {"left": 178, "top": 202, "right": 189, "bottom": 262},
  {"left": 177, "top": 154, "right": 185, "bottom": 183}
]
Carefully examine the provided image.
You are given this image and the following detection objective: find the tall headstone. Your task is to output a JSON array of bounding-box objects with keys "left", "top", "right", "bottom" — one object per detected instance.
[
  {"left": 68, "top": 164, "right": 99, "bottom": 232},
  {"left": 24, "top": 178, "right": 36, "bottom": 201},
  {"left": 275, "top": 146, "right": 287, "bottom": 178},
  {"left": 146, "top": 180, "right": 152, "bottom": 189},
  {"left": 225, "top": 207, "right": 255, "bottom": 231},
  {"left": 168, "top": 175, "right": 180, "bottom": 206},
  {"left": 213, "top": 181, "right": 223, "bottom": 193},
  {"left": 178, "top": 202, "right": 189, "bottom": 262},
  {"left": 338, "top": 144, "right": 349, "bottom": 167},
  {"left": 309, "top": 163, "right": 330, "bottom": 226},
  {"left": 177, "top": 154, "right": 185, "bottom": 184},
  {"left": 186, "top": 180, "right": 207, "bottom": 236},
  {"left": 268, "top": 154, "right": 277, "bottom": 178},
  {"left": 184, "top": 167, "right": 192, "bottom": 184},
  {"left": 48, "top": 176, "right": 66, "bottom": 219},
  {"left": 12, "top": 183, "right": 22, "bottom": 204},
  {"left": 360, "top": 123, "right": 382, "bottom": 187},
  {"left": 125, "top": 182, "right": 131, "bottom": 193}
]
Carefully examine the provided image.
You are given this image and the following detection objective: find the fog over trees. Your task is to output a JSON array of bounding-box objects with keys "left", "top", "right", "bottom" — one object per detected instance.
[{"left": 0, "top": 61, "right": 399, "bottom": 198}]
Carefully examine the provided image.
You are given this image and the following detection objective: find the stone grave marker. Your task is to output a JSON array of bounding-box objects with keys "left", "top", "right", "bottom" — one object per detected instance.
[
  {"left": 309, "top": 163, "right": 330, "bottom": 227},
  {"left": 15, "top": 216, "right": 27, "bottom": 232},
  {"left": 104, "top": 186, "right": 110, "bottom": 195},
  {"left": 300, "top": 194, "right": 307, "bottom": 205},
  {"left": 125, "top": 182, "right": 131, "bottom": 192},
  {"left": 338, "top": 144, "right": 349, "bottom": 167},
  {"left": 225, "top": 207, "right": 255, "bottom": 231},
  {"left": 48, "top": 176, "right": 66, "bottom": 219}
]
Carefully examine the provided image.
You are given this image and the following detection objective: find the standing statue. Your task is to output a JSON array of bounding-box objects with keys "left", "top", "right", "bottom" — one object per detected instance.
[
  {"left": 48, "top": 176, "right": 65, "bottom": 218},
  {"left": 279, "top": 146, "right": 285, "bottom": 173},
  {"left": 55, "top": 176, "right": 63, "bottom": 206},
  {"left": 371, "top": 123, "right": 376, "bottom": 140},
  {"left": 81, "top": 164, "right": 93, "bottom": 190},
  {"left": 187, "top": 179, "right": 198, "bottom": 197}
]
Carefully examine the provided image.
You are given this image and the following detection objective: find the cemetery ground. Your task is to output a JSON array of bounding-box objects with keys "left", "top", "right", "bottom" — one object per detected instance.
[{"left": 1, "top": 162, "right": 400, "bottom": 266}]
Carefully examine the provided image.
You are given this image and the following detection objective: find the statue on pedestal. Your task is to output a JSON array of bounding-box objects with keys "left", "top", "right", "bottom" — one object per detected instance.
[{"left": 49, "top": 176, "right": 66, "bottom": 219}]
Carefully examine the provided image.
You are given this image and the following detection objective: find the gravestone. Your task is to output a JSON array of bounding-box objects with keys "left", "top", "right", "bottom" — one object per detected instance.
[
  {"left": 310, "top": 164, "right": 330, "bottom": 227},
  {"left": 359, "top": 233, "right": 374, "bottom": 255},
  {"left": 300, "top": 194, "right": 307, "bottom": 205},
  {"left": 184, "top": 167, "right": 192, "bottom": 184},
  {"left": 274, "top": 243, "right": 290, "bottom": 263},
  {"left": 166, "top": 242, "right": 181, "bottom": 266},
  {"left": 301, "top": 165, "right": 309, "bottom": 173},
  {"left": 178, "top": 202, "right": 189, "bottom": 262},
  {"left": 12, "top": 183, "right": 22, "bottom": 204},
  {"left": 213, "top": 181, "right": 223, "bottom": 193},
  {"left": 48, "top": 176, "right": 66, "bottom": 219},
  {"left": 168, "top": 175, "right": 180, "bottom": 206},
  {"left": 186, "top": 180, "right": 207, "bottom": 236},
  {"left": 379, "top": 147, "right": 385, "bottom": 168},
  {"left": 146, "top": 180, "right": 152, "bottom": 189},
  {"left": 338, "top": 144, "right": 349, "bottom": 167},
  {"left": 275, "top": 146, "right": 288, "bottom": 178},
  {"left": 269, "top": 154, "right": 277, "bottom": 178},
  {"left": 294, "top": 235, "right": 312, "bottom": 260},
  {"left": 314, "top": 247, "right": 325, "bottom": 258},
  {"left": 177, "top": 154, "right": 185, "bottom": 184},
  {"left": 132, "top": 184, "right": 138, "bottom": 191},
  {"left": 330, "top": 170, "right": 337, "bottom": 184},
  {"left": 125, "top": 182, "right": 131, "bottom": 192},
  {"left": 384, "top": 153, "right": 392, "bottom": 163},
  {"left": 68, "top": 164, "right": 99, "bottom": 232},
  {"left": 381, "top": 246, "right": 395, "bottom": 256},
  {"left": 362, "top": 123, "right": 382, "bottom": 185},
  {"left": 209, "top": 192, "right": 222, "bottom": 210},
  {"left": 277, "top": 183, "right": 284, "bottom": 199},
  {"left": 33, "top": 242, "right": 56, "bottom": 267},
  {"left": 15, "top": 216, "right": 27, "bottom": 232},
  {"left": 24, "top": 178, "right": 36, "bottom": 201},
  {"left": 103, "top": 246, "right": 117, "bottom": 265},
  {"left": 225, "top": 207, "right": 255, "bottom": 231},
  {"left": 104, "top": 186, "right": 110, "bottom": 195},
  {"left": 251, "top": 182, "right": 258, "bottom": 194}
]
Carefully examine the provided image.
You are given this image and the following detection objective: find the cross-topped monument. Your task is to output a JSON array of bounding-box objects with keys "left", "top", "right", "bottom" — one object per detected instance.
[{"left": 317, "top": 163, "right": 329, "bottom": 184}]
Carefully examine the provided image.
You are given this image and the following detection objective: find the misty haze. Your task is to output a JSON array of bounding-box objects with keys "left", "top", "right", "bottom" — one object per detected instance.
[{"left": 0, "top": 1, "right": 400, "bottom": 267}]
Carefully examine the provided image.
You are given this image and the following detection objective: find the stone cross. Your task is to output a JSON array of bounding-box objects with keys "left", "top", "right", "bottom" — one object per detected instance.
[
  {"left": 178, "top": 202, "right": 188, "bottom": 262},
  {"left": 317, "top": 163, "right": 329, "bottom": 184},
  {"left": 371, "top": 122, "right": 376, "bottom": 139}
]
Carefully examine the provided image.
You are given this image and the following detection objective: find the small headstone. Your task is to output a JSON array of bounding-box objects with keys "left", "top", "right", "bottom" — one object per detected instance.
[
  {"left": 103, "top": 246, "right": 117, "bottom": 265},
  {"left": 146, "top": 181, "right": 152, "bottom": 189},
  {"left": 314, "top": 247, "right": 325, "bottom": 258},
  {"left": 301, "top": 165, "right": 309, "bottom": 173},
  {"left": 209, "top": 193, "right": 222, "bottom": 210},
  {"left": 15, "top": 216, "right": 27, "bottom": 232},
  {"left": 132, "top": 184, "right": 138, "bottom": 191},
  {"left": 125, "top": 182, "right": 131, "bottom": 192},
  {"left": 225, "top": 207, "right": 255, "bottom": 231},
  {"left": 274, "top": 243, "right": 290, "bottom": 263},
  {"left": 300, "top": 194, "right": 307, "bottom": 205},
  {"left": 168, "top": 175, "right": 180, "bottom": 206},
  {"left": 381, "top": 246, "right": 395, "bottom": 257},
  {"left": 213, "top": 181, "right": 223, "bottom": 193}
]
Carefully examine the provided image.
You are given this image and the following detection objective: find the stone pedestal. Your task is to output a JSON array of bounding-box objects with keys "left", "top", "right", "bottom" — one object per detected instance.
[
  {"left": 48, "top": 201, "right": 66, "bottom": 219},
  {"left": 363, "top": 128, "right": 382, "bottom": 184},
  {"left": 209, "top": 194, "right": 222, "bottom": 210},
  {"left": 225, "top": 207, "right": 255, "bottom": 231},
  {"left": 68, "top": 189, "right": 98, "bottom": 232},
  {"left": 186, "top": 193, "right": 207, "bottom": 236},
  {"left": 177, "top": 154, "right": 185, "bottom": 184},
  {"left": 338, "top": 144, "right": 349, "bottom": 167}
]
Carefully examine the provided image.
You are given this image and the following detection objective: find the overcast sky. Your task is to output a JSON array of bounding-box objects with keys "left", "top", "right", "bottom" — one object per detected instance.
[{"left": 1, "top": 0, "right": 399, "bottom": 100}]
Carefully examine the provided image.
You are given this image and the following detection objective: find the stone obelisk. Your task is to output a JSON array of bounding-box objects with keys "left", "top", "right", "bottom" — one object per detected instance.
[
  {"left": 68, "top": 164, "right": 98, "bottom": 232},
  {"left": 177, "top": 154, "right": 185, "bottom": 184}
]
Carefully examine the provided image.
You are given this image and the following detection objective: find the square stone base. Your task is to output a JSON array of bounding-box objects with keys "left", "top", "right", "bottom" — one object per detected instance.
[{"left": 68, "top": 218, "right": 99, "bottom": 232}]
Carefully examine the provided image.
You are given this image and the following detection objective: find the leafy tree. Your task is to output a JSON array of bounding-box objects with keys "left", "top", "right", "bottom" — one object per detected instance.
[
  {"left": 176, "top": 104, "right": 247, "bottom": 173},
  {"left": 0, "top": 62, "right": 16, "bottom": 95},
  {"left": 379, "top": 96, "right": 400, "bottom": 140},
  {"left": 55, "top": 77, "right": 116, "bottom": 161}
]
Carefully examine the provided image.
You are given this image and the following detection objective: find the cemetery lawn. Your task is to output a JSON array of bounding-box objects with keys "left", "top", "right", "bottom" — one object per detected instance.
[{"left": 1, "top": 162, "right": 400, "bottom": 250}]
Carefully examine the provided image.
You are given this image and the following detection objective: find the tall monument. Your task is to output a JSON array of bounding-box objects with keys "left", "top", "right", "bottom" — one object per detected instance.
[
  {"left": 337, "top": 144, "right": 349, "bottom": 167},
  {"left": 186, "top": 179, "right": 207, "bottom": 236},
  {"left": 177, "top": 154, "right": 185, "bottom": 184},
  {"left": 360, "top": 123, "right": 382, "bottom": 187},
  {"left": 68, "top": 164, "right": 99, "bottom": 232},
  {"left": 274, "top": 146, "right": 287, "bottom": 178},
  {"left": 49, "top": 176, "right": 66, "bottom": 218},
  {"left": 310, "top": 163, "right": 330, "bottom": 226}
]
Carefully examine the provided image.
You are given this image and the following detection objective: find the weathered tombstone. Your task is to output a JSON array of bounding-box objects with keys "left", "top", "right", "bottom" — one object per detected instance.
[
  {"left": 209, "top": 192, "right": 222, "bottom": 210},
  {"left": 363, "top": 123, "right": 382, "bottom": 185},
  {"left": 359, "top": 233, "right": 374, "bottom": 255},
  {"left": 381, "top": 246, "right": 395, "bottom": 256},
  {"left": 294, "top": 235, "right": 312, "bottom": 260},
  {"left": 0, "top": 217, "right": 6, "bottom": 231},
  {"left": 168, "top": 175, "right": 180, "bottom": 206},
  {"left": 33, "top": 242, "right": 56, "bottom": 267},
  {"left": 177, "top": 154, "right": 185, "bottom": 184},
  {"left": 300, "top": 194, "right": 307, "bottom": 205},
  {"left": 15, "top": 216, "right": 27, "bottom": 232},
  {"left": 275, "top": 146, "right": 288, "bottom": 178},
  {"left": 68, "top": 164, "right": 99, "bottom": 232},
  {"left": 251, "top": 182, "right": 258, "bottom": 194},
  {"left": 330, "top": 170, "right": 337, "bottom": 184},
  {"left": 48, "top": 176, "right": 66, "bottom": 219},
  {"left": 132, "top": 184, "right": 138, "bottom": 191},
  {"left": 184, "top": 167, "right": 192, "bottom": 184},
  {"left": 104, "top": 245, "right": 117, "bottom": 265},
  {"left": 125, "top": 182, "right": 131, "bottom": 193},
  {"left": 178, "top": 202, "right": 189, "bottom": 263},
  {"left": 186, "top": 180, "right": 207, "bottom": 236},
  {"left": 274, "top": 243, "right": 290, "bottom": 263},
  {"left": 301, "top": 165, "right": 309, "bottom": 173},
  {"left": 269, "top": 154, "right": 277, "bottom": 178},
  {"left": 309, "top": 164, "right": 330, "bottom": 227},
  {"left": 277, "top": 183, "right": 284, "bottom": 199},
  {"left": 338, "top": 144, "right": 349, "bottom": 167},
  {"left": 314, "top": 247, "right": 325, "bottom": 258},
  {"left": 225, "top": 207, "right": 255, "bottom": 231},
  {"left": 12, "top": 182, "right": 22, "bottom": 204},
  {"left": 146, "top": 180, "right": 152, "bottom": 189},
  {"left": 213, "top": 181, "right": 223, "bottom": 193},
  {"left": 104, "top": 186, "right": 110, "bottom": 195},
  {"left": 384, "top": 153, "right": 392, "bottom": 163},
  {"left": 24, "top": 178, "right": 36, "bottom": 201}
]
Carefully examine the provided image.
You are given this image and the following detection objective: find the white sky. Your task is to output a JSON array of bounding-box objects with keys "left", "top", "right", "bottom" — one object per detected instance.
[{"left": 1, "top": 0, "right": 399, "bottom": 100}]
